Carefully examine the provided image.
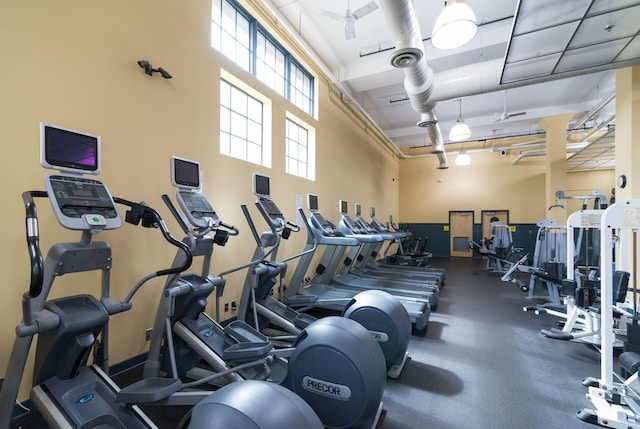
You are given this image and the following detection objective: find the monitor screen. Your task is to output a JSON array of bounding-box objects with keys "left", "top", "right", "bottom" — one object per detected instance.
[
  {"left": 171, "top": 156, "right": 201, "bottom": 189},
  {"left": 308, "top": 194, "right": 318, "bottom": 211},
  {"left": 253, "top": 173, "right": 270, "bottom": 197},
  {"left": 355, "top": 203, "right": 361, "bottom": 216},
  {"left": 339, "top": 200, "right": 348, "bottom": 214},
  {"left": 40, "top": 123, "right": 100, "bottom": 174}
]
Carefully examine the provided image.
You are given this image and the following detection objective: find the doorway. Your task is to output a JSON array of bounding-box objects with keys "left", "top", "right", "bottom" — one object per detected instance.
[{"left": 449, "top": 211, "right": 474, "bottom": 257}]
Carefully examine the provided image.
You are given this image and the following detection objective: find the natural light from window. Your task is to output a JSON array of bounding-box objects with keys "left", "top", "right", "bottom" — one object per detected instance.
[{"left": 285, "top": 113, "right": 315, "bottom": 180}]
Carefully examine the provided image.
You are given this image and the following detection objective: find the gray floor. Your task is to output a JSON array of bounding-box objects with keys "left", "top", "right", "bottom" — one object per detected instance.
[{"left": 380, "top": 257, "right": 601, "bottom": 429}]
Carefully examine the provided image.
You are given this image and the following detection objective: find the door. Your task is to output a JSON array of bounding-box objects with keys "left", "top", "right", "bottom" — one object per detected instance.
[
  {"left": 449, "top": 211, "right": 474, "bottom": 257},
  {"left": 481, "top": 210, "right": 509, "bottom": 240}
]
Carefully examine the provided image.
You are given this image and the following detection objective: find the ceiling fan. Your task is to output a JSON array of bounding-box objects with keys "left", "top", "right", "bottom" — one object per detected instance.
[
  {"left": 319, "top": 0, "right": 379, "bottom": 40},
  {"left": 495, "top": 90, "right": 527, "bottom": 122}
]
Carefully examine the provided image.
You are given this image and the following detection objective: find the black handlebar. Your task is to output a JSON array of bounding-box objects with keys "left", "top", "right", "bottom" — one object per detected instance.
[
  {"left": 161, "top": 194, "right": 191, "bottom": 235},
  {"left": 22, "top": 191, "right": 47, "bottom": 299},
  {"left": 114, "top": 197, "right": 193, "bottom": 276},
  {"left": 220, "top": 221, "right": 240, "bottom": 236}
]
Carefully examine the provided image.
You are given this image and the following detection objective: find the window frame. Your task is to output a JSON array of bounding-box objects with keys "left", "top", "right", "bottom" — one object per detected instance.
[
  {"left": 285, "top": 112, "right": 315, "bottom": 181},
  {"left": 211, "top": 0, "right": 315, "bottom": 117}
]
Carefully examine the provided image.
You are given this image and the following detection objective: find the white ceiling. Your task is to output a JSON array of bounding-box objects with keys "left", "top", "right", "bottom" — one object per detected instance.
[{"left": 265, "top": 0, "right": 640, "bottom": 169}]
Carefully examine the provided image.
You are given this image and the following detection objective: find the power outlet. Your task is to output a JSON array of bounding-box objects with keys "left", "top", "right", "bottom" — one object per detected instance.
[
  {"left": 231, "top": 301, "right": 237, "bottom": 311},
  {"left": 224, "top": 303, "right": 229, "bottom": 312},
  {"left": 145, "top": 328, "right": 153, "bottom": 341}
]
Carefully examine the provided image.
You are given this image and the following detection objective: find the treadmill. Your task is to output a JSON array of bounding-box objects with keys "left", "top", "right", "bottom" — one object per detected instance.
[
  {"left": 284, "top": 194, "right": 432, "bottom": 331},
  {"left": 349, "top": 205, "right": 446, "bottom": 283},
  {"left": 338, "top": 204, "right": 442, "bottom": 288},
  {"left": 307, "top": 199, "right": 439, "bottom": 310}
]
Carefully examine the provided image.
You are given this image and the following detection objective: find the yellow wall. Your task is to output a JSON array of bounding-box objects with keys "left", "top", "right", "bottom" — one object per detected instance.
[
  {"left": 0, "top": 0, "right": 399, "bottom": 395},
  {"left": 399, "top": 151, "right": 614, "bottom": 223},
  {"left": 0, "top": 0, "right": 616, "bottom": 402}
]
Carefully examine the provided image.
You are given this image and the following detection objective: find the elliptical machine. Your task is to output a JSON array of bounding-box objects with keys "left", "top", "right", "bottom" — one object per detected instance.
[
  {"left": 0, "top": 124, "right": 323, "bottom": 429},
  {"left": 236, "top": 175, "right": 412, "bottom": 378},
  {"left": 141, "top": 157, "right": 387, "bottom": 429}
]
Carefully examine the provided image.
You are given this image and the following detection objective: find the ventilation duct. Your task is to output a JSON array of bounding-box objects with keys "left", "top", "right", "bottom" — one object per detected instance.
[{"left": 378, "top": 0, "right": 447, "bottom": 168}]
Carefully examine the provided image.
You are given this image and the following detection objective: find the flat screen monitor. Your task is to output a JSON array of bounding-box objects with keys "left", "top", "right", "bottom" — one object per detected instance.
[
  {"left": 307, "top": 194, "right": 318, "bottom": 211},
  {"left": 171, "top": 156, "right": 201, "bottom": 190},
  {"left": 339, "top": 200, "right": 348, "bottom": 214},
  {"left": 355, "top": 203, "right": 361, "bottom": 216},
  {"left": 40, "top": 123, "right": 100, "bottom": 175},
  {"left": 253, "top": 173, "right": 270, "bottom": 198}
]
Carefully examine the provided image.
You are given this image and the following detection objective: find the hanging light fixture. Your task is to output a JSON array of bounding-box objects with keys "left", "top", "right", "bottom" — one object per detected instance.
[
  {"left": 431, "top": 0, "right": 478, "bottom": 50},
  {"left": 449, "top": 98, "right": 471, "bottom": 142},
  {"left": 455, "top": 145, "right": 471, "bottom": 166}
]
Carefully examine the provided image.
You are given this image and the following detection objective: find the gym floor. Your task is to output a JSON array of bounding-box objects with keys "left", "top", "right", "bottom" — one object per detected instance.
[{"left": 11, "top": 257, "right": 602, "bottom": 428}]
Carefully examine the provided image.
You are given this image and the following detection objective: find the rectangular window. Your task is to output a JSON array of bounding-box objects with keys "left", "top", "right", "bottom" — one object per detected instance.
[
  {"left": 256, "top": 31, "right": 286, "bottom": 97},
  {"left": 290, "top": 62, "right": 313, "bottom": 115},
  {"left": 220, "top": 76, "right": 271, "bottom": 167},
  {"left": 211, "top": 0, "right": 315, "bottom": 117},
  {"left": 285, "top": 114, "right": 315, "bottom": 180},
  {"left": 211, "top": 0, "right": 250, "bottom": 71}
]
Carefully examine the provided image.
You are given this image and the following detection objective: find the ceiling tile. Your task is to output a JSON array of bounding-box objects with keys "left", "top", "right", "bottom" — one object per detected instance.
[
  {"left": 555, "top": 38, "right": 630, "bottom": 72},
  {"left": 571, "top": 5, "right": 640, "bottom": 48},
  {"left": 501, "top": 53, "right": 561, "bottom": 83},
  {"left": 507, "top": 22, "right": 579, "bottom": 62},
  {"left": 616, "top": 36, "right": 640, "bottom": 60},
  {"left": 587, "top": 0, "right": 640, "bottom": 15},
  {"left": 513, "top": 0, "right": 591, "bottom": 35}
]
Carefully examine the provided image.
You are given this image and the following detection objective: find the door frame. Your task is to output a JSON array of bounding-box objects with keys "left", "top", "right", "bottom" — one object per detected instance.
[{"left": 449, "top": 210, "right": 474, "bottom": 257}]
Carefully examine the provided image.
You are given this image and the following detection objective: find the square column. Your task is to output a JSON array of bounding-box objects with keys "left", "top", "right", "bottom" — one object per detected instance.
[
  {"left": 540, "top": 114, "right": 573, "bottom": 225},
  {"left": 615, "top": 66, "right": 640, "bottom": 201}
]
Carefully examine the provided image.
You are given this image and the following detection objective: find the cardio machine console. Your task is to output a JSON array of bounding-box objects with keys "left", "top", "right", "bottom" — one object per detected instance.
[
  {"left": 343, "top": 214, "right": 368, "bottom": 235},
  {"left": 176, "top": 190, "right": 220, "bottom": 229},
  {"left": 44, "top": 174, "right": 122, "bottom": 231},
  {"left": 311, "top": 212, "right": 343, "bottom": 237},
  {"left": 257, "top": 197, "right": 286, "bottom": 229}
]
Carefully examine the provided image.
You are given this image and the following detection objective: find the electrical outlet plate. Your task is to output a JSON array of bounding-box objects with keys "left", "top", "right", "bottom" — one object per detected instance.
[{"left": 145, "top": 328, "right": 153, "bottom": 341}]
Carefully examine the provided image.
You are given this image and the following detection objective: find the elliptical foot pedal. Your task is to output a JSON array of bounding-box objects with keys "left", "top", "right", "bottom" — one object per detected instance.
[
  {"left": 576, "top": 407, "right": 598, "bottom": 424},
  {"left": 284, "top": 294, "right": 318, "bottom": 306},
  {"left": 225, "top": 320, "right": 269, "bottom": 343},
  {"left": 293, "top": 313, "right": 317, "bottom": 329},
  {"left": 116, "top": 377, "right": 183, "bottom": 404}
]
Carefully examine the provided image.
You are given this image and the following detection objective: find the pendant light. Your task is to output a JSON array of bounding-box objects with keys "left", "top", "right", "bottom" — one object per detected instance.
[
  {"left": 455, "top": 145, "right": 471, "bottom": 166},
  {"left": 431, "top": 0, "right": 478, "bottom": 50},
  {"left": 449, "top": 99, "right": 471, "bottom": 142}
]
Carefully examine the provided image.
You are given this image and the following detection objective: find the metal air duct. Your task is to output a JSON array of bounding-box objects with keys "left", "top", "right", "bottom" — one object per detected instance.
[{"left": 378, "top": 0, "right": 448, "bottom": 168}]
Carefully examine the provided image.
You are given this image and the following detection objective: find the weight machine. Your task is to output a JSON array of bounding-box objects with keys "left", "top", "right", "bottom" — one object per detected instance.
[{"left": 578, "top": 200, "right": 640, "bottom": 428}]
